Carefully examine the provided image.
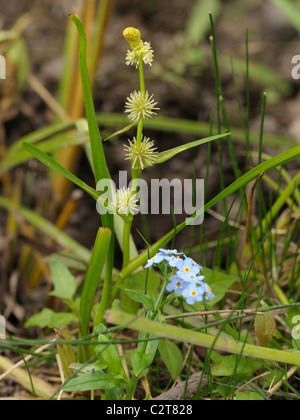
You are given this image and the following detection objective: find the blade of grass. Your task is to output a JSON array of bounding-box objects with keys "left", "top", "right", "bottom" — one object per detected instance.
[{"left": 80, "top": 228, "right": 112, "bottom": 337}]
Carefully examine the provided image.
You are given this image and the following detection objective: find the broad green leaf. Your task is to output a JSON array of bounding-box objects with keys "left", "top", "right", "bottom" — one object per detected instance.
[
  {"left": 158, "top": 339, "right": 183, "bottom": 380},
  {"left": 49, "top": 259, "right": 77, "bottom": 301},
  {"left": 254, "top": 306, "right": 276, "bottom": 347},
  {"left": 62, "top": 371, "right": 128, "bottom": 392},
  {"left": 211, "top": 355, "right": 263, "bottom": 377},
  {"left": 202, "top": 268, "right": 237, "bottom": 306},
  {"left": 25, "top": 308, "right": 77, "bottom": 329}
]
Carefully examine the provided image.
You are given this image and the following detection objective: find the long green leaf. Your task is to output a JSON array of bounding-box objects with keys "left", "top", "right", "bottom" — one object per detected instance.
[
  {"left": 70, "top": 13, "right": 115, "bottom": 287},
  {"left": 155, "top": 133, "right": 230, "bottom": 165},
  {"left": 80, "top": 228, "right": 112, "bottom": 336},
  {"left": 22, "top": 142, "right": 100, "bottom": 201},
  {"left": 0, "top": 132, "right": 88, "bottom": 176},
  {"left": 106, "top": 310, "right": 300, "bottom": 366}
]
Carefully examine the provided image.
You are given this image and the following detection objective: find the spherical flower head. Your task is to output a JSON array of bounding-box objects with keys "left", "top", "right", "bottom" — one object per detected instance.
[
  {"left": 113, "top": 187, "right": 138, "bottom": 216},
  {"left": 182, "top": 284, "right": 205, "bottom": 305},
  {"left": 123, "top": 27, "right": 143, "bottom": 50},
  {"left": 125, "top": 91, "right": 159, "bottom": 123},
  {"left": 124, "top": 136, "right": 158, "bottom": 170}
]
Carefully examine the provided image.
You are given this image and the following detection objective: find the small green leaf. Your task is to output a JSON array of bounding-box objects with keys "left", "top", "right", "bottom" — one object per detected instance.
[
  {"left": 49, "top": 259, "right": 77, "bottom": 301},
  {"left": 62, "top": 371, "right": 128, "bottom": 392},
  {"left": 69, "top": 363, "right": 103, "bottom": 374},
  {"left": 132, "top": 352, "right": 154, "bottom": 377},
  {"left": 254, "top": 306, "right": 276, "bottom": 347},
  {"left": 121, "top": 270, "right": 161, "bottom": 303},
  {"left": 211, "top": 355, "right": 263, "bottom": 377},
  {"left": 158, "top": 339, "right": 183, "bottom": 380},
  {"left": 236, "top": 391, "right": 265, "bottom": 401},
  {"left": 122, "top": 289, "right": 154, "bottom": 310},
  {"left": 25, "top": 308, "right": 76, "bottom": 329},
  {"left": 95, "top": 334, "right": 126, "bottom": 378}
]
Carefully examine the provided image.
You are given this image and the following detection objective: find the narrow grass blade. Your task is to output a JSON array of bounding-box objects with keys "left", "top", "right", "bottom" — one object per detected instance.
[
  {"left": 22, "top": 142, "right": 99, "bottom": 201},
  {"left": 155, "top": 133, "right": 230, "bottom": 165},
  {"left": 0, "top": 131, "right": 88, "bottom": 176}
]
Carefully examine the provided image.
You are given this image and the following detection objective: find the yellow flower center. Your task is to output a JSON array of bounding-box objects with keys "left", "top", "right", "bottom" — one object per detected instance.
[
  {"left": 184, "top": 267, "right": 190, "bottom": 273},
  {"left": 191, "top": 290, "right": 197, "bottom": 297}
]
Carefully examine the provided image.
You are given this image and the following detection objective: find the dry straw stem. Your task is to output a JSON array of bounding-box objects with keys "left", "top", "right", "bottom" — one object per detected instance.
[{"left": 0, "top": 354, "right": 57, "bottom": 399}]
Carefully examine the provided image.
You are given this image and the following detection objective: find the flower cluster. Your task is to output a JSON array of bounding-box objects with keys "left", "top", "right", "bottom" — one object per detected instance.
[
  {"left": 113, "top": 187, "right": 138, "bottom": 216},
  {"left": 125, "top": 91, "right": 159, "bottom": 123},
  {"left": 122, "top": 27, "right": 158, "bottom": 172},
  {"left": 123, "top": 27, "right": 154, "bottom": 68},
  {"left": 145, "top": 249, "right": 215, "bottom": 305},
  {"left": 124, "top": 136, "right": 158, "bottom": 170}
]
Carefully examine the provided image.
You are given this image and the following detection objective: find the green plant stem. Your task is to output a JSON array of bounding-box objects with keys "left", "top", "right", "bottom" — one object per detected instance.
[
  {"left": 139, "top": 57, "right": 146, "bottom": 94},
  {"left": 106, "top": 310, "right": 300, "bottom": 366},
  {"left": 122, "top": 218, "right": 134, "bottom": 270}
]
